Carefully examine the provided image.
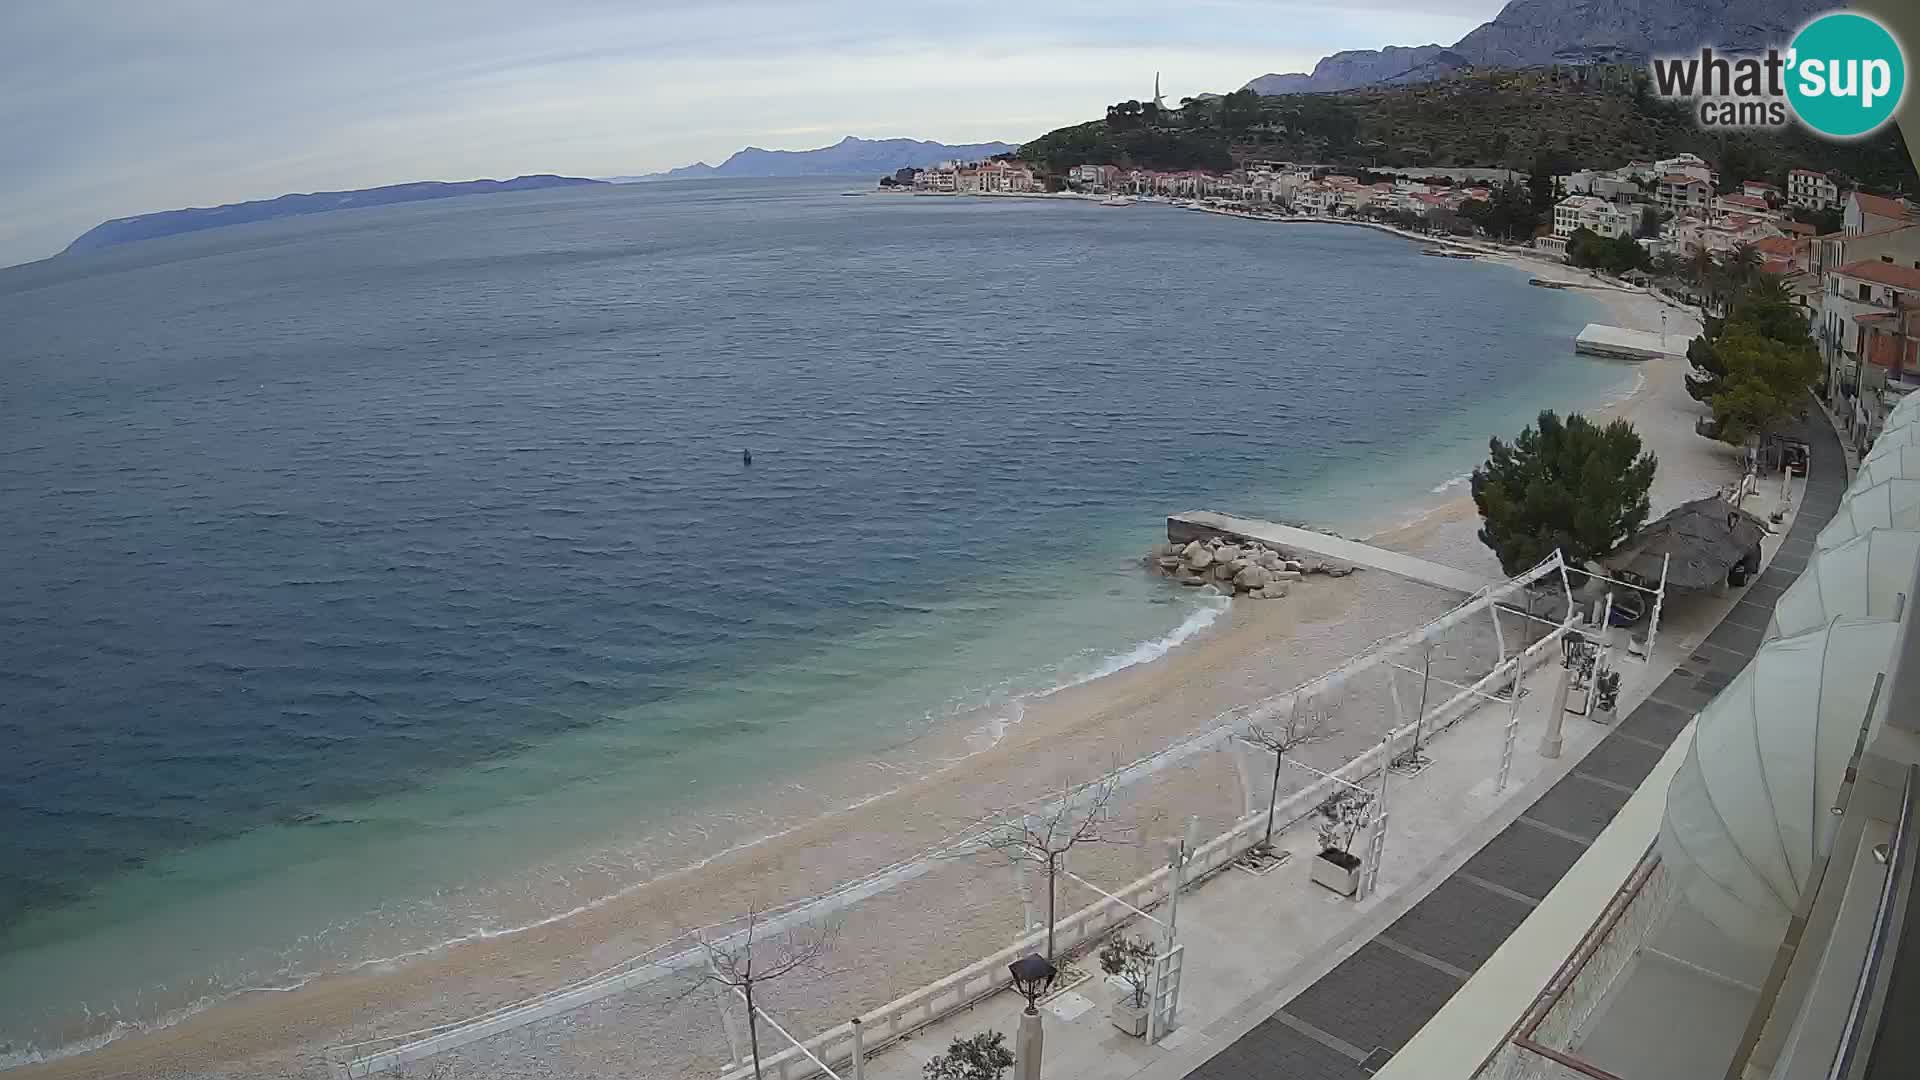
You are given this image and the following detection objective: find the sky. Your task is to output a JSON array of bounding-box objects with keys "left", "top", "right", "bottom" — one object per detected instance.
[{"left": 0, "top": 0, "right": 1503, "bottom": 267}]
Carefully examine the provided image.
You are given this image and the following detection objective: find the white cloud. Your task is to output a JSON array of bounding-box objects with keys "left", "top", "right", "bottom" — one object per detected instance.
[{"left": 0, "top": 0, "right": 1499, "bottom": 266}]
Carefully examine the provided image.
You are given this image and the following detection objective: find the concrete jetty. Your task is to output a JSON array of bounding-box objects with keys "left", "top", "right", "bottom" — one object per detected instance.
[
  {"left": 1574, "top": 322, "right": 1682, "bottom": 361},
  {"left": 1168, "top": 510, "right": 1497, "bottom": 595}
]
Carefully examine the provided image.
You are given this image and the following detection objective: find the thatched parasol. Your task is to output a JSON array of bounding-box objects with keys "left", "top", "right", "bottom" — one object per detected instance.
[{"left": 1614, "top": 495, "right": 1768, "bottom": 591}]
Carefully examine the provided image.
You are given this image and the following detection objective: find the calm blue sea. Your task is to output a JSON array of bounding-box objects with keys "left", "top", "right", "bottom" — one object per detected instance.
[{"left": 0, "top": 179, "right": 1628, "bottom": 1061}]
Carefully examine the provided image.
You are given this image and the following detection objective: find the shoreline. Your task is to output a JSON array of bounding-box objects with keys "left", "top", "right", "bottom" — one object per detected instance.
[{"left": 8, "top": 208, "right": 1717, "bottom": 1080}]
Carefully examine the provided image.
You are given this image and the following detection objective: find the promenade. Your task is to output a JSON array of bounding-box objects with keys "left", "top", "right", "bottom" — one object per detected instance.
[{"left": 852, "top": 409, "right": 1837, "bottom": 1080}]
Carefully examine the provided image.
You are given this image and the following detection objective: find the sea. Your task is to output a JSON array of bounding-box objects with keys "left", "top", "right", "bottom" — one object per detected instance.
[{"left": 0, "top": 178, "right": 1632, "bottom": 1064}]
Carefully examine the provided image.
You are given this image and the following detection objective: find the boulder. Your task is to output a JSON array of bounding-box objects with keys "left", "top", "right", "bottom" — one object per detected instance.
[
  {"left": 1283, "top": 560, "right": 1305, "bottom": 573},
  {"left": 1269, "top": 569, "right": 1303, "bottom": 582},
  {"left": 1184, "top": 545, "right": 1214, "bottom": 571},
  {"left": 1257, "top": 550, "right": 1281, "bottom": 569},
  {"left": 1212, "top": 563, "right": 1237, "bottom": 582},
  {"left": 1176, "top": 571, "right": 1206, "bottom": 586},
  {"left": 1326, "top": 565, "right": 1355, "bottom": 578},
  {"left": 1157, "top": 555, "right": 1183, "bottom": 570},
  {"left": 1234, "top": 565, "right": 1270, "bottom": 589},
  {"left": 1259, "top": 583, "right": 1291, "bottom": 599},
  {"left": 1157, "top": 542, "right": 1184, "bottom": 558},
  {"left": 1214, "top": 544, "right": 1242, "bottom": 563}
]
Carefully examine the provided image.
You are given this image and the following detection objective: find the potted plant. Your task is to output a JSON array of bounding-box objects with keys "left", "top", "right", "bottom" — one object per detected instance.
[
  {"left": 924, "top": 1030, "right": 1015, "bottom": 1080},
  {"left": 1309, "top": 789, "right": 1373, "bottom": 897},
  {"left": 1098, "top": 935, "right": 1156, "bottom": 1037},
  {"left": 1594, "top": 667, "right": 1621, "bottom": 723}
]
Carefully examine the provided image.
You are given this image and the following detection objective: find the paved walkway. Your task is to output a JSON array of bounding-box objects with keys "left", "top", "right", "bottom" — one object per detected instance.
[
  {"left": 1168, "top": 512, "right": 1497, "bottom": 595},
  {"left": 1179, "top": 408, "right": 1848, "bottom": 1079}
]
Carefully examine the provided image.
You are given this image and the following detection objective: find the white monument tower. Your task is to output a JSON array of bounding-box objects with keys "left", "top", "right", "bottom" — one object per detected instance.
[{"left": 1153, "top": 72, "right": 1166, "bottom": 111}]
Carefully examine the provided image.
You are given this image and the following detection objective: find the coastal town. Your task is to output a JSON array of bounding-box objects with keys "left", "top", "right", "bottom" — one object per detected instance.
[{"left": 890, "top": 149, "right": 1918, "bottom": 467}]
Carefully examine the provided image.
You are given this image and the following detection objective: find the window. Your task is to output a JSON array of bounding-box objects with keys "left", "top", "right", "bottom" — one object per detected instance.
[
  {"left": 1862, "top": 283, "right": 1873, "bottom": 301},
  {"left": 1884, "top": 256, "right": 1895, "bottom": 263}
]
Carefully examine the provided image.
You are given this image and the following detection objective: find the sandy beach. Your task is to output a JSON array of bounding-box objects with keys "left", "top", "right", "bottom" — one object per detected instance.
[{"left": 11, "top": 231, "right": 1740, "bottom": 1080}]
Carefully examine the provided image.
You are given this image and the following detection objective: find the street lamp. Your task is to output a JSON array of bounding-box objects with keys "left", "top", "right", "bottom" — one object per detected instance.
[{"left": 1008, "top": 953, "right": 1057, "bottom": 1080}]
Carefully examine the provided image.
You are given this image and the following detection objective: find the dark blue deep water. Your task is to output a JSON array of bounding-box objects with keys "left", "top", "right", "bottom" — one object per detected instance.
[{"left": 0, "top": 179, "right": 1624, "bottom": 1058}]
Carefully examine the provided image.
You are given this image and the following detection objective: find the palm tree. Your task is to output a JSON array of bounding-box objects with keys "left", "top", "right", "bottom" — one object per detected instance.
[
  {"left": 1689, "top": 247, "right": 1721, "bottom": 313},
  {"left": 1726, "top": 243, "right": 1763, "bottom": 291}
]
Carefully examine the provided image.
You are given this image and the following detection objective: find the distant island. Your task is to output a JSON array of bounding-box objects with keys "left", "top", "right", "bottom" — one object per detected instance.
[
  {"left": 617, "top": 136, "right": 1020, "bottom": 182},
  {"left": 64, "top": 175, "right": 605, "bottom": 255}
]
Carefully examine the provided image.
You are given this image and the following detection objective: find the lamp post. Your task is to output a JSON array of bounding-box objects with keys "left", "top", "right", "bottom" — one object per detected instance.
[{"left": 1008, "top": 953, "right": 1058, "bottom": 1080}]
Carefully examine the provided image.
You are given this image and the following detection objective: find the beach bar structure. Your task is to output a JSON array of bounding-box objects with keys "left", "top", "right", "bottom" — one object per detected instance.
[{"left": 1574, "top": 323, "right": 1682, "bottom": 362}]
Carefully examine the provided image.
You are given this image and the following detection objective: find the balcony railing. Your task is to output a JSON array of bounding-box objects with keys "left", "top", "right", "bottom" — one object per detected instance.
[{"left": 1475, "top": 850, "right": 1675, "bottom": 1080}]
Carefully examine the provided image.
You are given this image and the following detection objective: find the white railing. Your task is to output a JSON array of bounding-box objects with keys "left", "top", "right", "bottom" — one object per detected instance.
[
  {"left": 332, "top": 553, "right": 1576, "bottom": 1078},
  {"left": 723, "top": 619, "right": 1576, "bottom": 1080}
]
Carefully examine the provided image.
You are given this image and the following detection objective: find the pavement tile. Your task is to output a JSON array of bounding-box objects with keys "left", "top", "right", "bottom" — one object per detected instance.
[
  {"left": 1282, "top": 941, "right": 1463, "bottom": 1057},
  {"left": 1618, "top": 697, "right": 1693, "bottom": 746},
  {"left": 1382, "top": 877, "right": 1533, "bottom": 973},
  {"left": 1462, "top": 820, "right": 1589, "bottom": 901},
  {"left": 1576, "top": 733, "right": 1667, "bottom": 789},
  {"left": 1524, "top": 774, "right": 1630, "bottom": 841},
  {"left": 1704, "top": 617, "right": 1767, "bottom": 654},
  {"left": 1187, "top": 1017, "right": 1371, "bottom": 1080}
]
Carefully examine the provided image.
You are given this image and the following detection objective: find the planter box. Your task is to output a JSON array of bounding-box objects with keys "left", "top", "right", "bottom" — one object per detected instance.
[
  {"left": 1110, "top": 998, "right": 1149, "bottom": 1037},
  {"left": 1310, "top": 848, "right": 1362, "bottom": 897}
]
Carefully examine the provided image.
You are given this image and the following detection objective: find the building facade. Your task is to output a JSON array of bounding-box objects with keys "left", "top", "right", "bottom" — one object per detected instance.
[{"left": 1789, "top": 168, "right": 1840, "bottom": 210}]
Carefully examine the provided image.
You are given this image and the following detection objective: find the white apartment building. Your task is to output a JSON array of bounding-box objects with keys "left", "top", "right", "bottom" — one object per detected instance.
[
  {"left": 1788, "top": 168, "right": 1840, "bottom": 210},
  {"left": 1654, "top": 153, "right": 1715, "bottom": 185},
  {"left": 1552, "top": 194, "right": 1632, "bottom": 238}
]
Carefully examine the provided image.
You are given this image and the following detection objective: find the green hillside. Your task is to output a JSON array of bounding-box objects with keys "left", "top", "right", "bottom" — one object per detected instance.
[{"left": 1018, "top": 70, "right": 1916, "bottom": 194}]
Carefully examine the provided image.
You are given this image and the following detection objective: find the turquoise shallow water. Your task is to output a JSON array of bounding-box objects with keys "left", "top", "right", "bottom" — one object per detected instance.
[{"left": 0, "top": 180, "right": 1630, "bottom": 1061}]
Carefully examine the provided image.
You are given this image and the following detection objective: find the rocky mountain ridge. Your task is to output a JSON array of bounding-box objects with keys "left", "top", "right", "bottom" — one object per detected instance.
[
  {"left": 627, "top": 136, "right": 1020, "bottom": 181},
  {"left": 1244, "top": 0, "right": 1828, "bottom": 95}
]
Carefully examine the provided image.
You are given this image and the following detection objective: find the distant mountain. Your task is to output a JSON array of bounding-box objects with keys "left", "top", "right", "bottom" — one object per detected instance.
[
  {"left": 64, "top": 175, "right": 605, "bottom": 254},
  {"left": 1247, "top": 46, "right": 1465, "bottom": 96},
  {"left": 1243, "top": 0, "right": 1826, "bottom": 95},
  {"left": 629, "top": 136, "right": 1020, "bottom": 181}
]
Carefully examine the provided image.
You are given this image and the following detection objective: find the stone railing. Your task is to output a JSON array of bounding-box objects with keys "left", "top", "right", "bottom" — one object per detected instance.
[{"left": 1476, "top": 849, "right": 1676, "bottom": 1080}]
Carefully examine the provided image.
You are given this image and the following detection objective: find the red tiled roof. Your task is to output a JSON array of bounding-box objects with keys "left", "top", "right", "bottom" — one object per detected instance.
[
  {"left": 1836, "top": 259, "right": 1920, "bottom": 290},
  {"left": 1783, "top": 221, "right": 1817, "bottom": 235},
  {"left": 1754, "top": 236, "right": 1798, "bottom": 255},
  {"left": 1743, "top": 180, "right": 1780, "bottom": 190},
  {"left": 1854, "top": 193, "right": 1912, "bottom": 221},
  {"left": 1719, "top": 194, "right": 1771, "bottom": 210},
  {"left": 1790, "top": 168, "right": 1824, "bottom": 178}
]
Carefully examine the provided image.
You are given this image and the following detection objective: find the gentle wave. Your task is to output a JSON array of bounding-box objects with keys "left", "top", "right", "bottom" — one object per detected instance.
[{"left": 1048, "top": 598, "right": 1230, "bottom": 692}]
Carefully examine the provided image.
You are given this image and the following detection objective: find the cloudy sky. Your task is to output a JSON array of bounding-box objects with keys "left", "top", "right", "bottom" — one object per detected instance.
[{"left": 0, "top": 0, "right": 1501, "bottom": 267}]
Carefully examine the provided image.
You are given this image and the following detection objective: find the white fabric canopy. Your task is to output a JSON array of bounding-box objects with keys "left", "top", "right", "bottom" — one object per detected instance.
[
  {"left": 1768, "top": 529, "right": 1920, "bottom": 639},
  {"left": 1863, "top": 420, "right": 1920, "bottom": 458},
  {"left": 1659, "top": 617, "right": 1897, "bottom": 945},
  {"left": 1816, "top": 478, "right": 1920, "bottom": 551},
  {"left": 1881, "top": 391, "right": 1920, "bottom": 433},
  {"left": 1853, "top": 444, "right": 1920, "bottom": 489}
]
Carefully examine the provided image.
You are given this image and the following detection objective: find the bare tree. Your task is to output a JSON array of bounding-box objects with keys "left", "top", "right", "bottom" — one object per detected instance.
[
  {"left": 969, "top": 776, "right": 1130, "bottom": 962},
  {"left": 1242, "top": 696, "right": 1336, "bottom": 853},
  {"left": 692, "top": 907, "right": 840, "bottom": 1080}
]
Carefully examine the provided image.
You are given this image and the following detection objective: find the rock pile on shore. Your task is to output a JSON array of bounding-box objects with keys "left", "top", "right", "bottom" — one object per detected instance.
[{"left": 1144, "top": 538, "right": 1355, "bottom": 599}]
